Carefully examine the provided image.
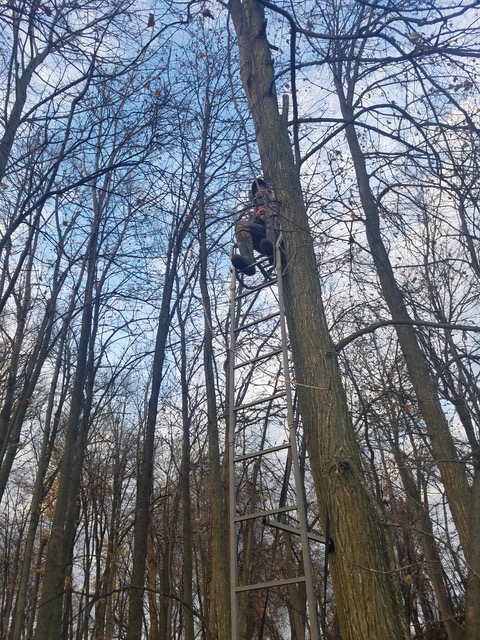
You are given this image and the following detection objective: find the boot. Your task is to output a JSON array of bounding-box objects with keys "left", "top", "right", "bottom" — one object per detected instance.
[
  {"left": 260, "top": 237, "right": 274, "bottom": 256},
  {"left": 260, "top": 215, "right": 279, "bottom": 263},
  {"left": 232, "top": 231, "right": 255, "bottom": 275}
]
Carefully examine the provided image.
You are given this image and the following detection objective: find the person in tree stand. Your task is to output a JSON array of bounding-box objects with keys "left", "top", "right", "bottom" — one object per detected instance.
[{"left": 231, "top": 178, "right": 279, "bottom": 276}]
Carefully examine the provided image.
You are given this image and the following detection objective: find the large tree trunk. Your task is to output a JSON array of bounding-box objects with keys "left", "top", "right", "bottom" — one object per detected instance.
[
  {"left": 339, "top": 106, "right": 471, "bottom": 550},
  {"left": 227, "top": 1, "right": 408, "bottom": 638},
  {"left": 334, "top": 79, "right": 479, "bottom": 636}
]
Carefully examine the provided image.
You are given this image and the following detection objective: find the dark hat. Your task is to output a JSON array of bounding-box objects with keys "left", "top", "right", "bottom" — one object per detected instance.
[{"left": 251, "top": 177, "right": 269, "bottom": 197}]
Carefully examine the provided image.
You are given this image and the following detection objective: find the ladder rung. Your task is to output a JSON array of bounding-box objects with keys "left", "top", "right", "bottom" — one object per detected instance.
[
  {"left": 234, "top": 414, "right": 287, "bottom": 430},
  {"left": 264, "top": 517, "right": 328, "bottom": 545},
  {"left": 236, "top": 576, "right": 306, "bottom": 593},
  {"left": 235, "top": 311, "right": 280, "bottom": 333},
  {"left": 234, "top": 348, "right": 283, "bottom": 369},
  {"left": 234, "top": 442, "right": 290, "bottom": 462},
  {"left": 233, "top": 391, "right": 286, "bottom": 411},
  {"left": 234, "top": 505, "right": 297, "bottom": 523},
  {"left": 234, "top": 277, "right": 277, "bottom": 300}
]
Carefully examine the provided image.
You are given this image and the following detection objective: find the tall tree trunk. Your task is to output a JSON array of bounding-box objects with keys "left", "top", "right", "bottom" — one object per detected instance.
[
  {"left": 158, "top": 500, "right": 175, "bottom": 639},
  {"left": 0, "top": 223, "right": 37, "bottom": 477},
  {"left": 126, "top": 213, "right": 192, "bottom": 640},
  {"left": 25, "top": 538, "right": 48, "bottom": 640},
  {"left": 334, "top": 78, "right": 480, "bottom": 636},
  {"left": 228, "top": 1, "right": 408, "bottom": 638},
  {"left": 197, "top": 94, "right": 230, "bottom": 637},
  {"left": 33, "top": 199, "right": 101, "bottom": 640},
  {"left": 94, "top": 437, "right": 126, "bottom": 640},
  {"left": 0, "top": 218, "right": 74, "bottom": 503},
  {"left": 465, "top": 469, "right": 480, "bottom": 640},
  {"left": 328, "top": 24, "right": 477, "bottom": 635},
  {"left": 393, "top": 447, "right": 463, "bottom": 640},
  {"left": 146, "top": 529, "right": 160, "bottom": 640},
  {"left": 338, "top": 102, "right": 471, "bottom": 550},
  {"left": 10, "top": 319, "right": 70, "bottom": 640},
  {"left": 1, "top": 518, "right": 24, "bottom": 639},
  {"left": 177, "top": 303, "right": 194, "bottom": 640}
]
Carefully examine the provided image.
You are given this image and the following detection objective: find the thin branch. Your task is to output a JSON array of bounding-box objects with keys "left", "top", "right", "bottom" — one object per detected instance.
[{"left": 335, "top": 319, "right": 480, "bottom": 352}]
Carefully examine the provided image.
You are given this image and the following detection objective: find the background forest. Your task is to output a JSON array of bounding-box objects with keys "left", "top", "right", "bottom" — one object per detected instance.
[{"left": 1, "top": 1, "right": 480, "bottom": 639}]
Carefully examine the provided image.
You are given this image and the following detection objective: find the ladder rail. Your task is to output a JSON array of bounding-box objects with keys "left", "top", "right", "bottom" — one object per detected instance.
[{"left": 228, "top": 265, "right": 240, "bottom": 640}]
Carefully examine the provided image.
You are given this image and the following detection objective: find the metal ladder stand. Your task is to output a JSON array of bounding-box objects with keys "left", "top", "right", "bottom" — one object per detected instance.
[{"left": 228, "top": 237, "right": 327, "bottom": 639}]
